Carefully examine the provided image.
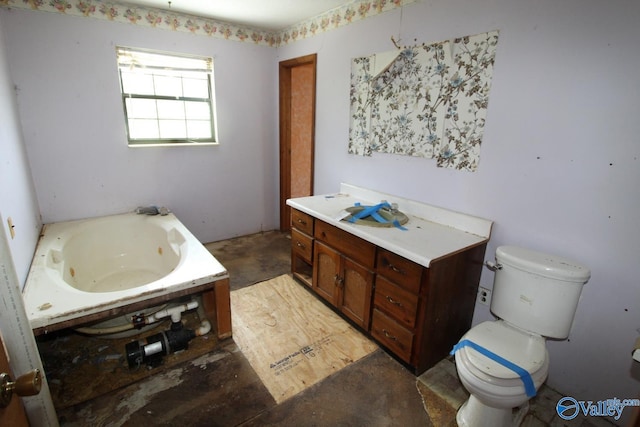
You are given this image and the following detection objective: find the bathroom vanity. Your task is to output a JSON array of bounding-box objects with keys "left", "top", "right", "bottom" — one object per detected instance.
[{"left": 287, "top": 184, "right": 493, "bottom": 374}]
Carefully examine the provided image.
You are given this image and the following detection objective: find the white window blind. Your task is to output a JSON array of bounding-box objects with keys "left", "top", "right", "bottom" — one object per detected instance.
[{"left": 116, "top": 46, "right": 217, "bottom": 146}]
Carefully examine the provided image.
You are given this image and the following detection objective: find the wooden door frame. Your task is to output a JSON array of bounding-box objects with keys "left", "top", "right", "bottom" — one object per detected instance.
[{"left": 279, "top": 53, "right": 317, "bottom": 231}]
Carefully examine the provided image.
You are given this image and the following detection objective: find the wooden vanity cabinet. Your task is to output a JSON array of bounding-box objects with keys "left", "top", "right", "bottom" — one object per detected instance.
[
  {"left": 373, "top": 244, "right": 487, "bottom": 373},
  {"left": 289, "top": 208, "right": 487, "bottom": 375},
  {"left": 411, "top": 243, "right": 487, "bottom": 373},
  {"left": 371, "top": 249, "right": 422, "bottom": 364},
  {"left": 313, "top": 221, "right": 375, "bottom": 330},
  {"left": 290, "top": 209, "right": 314, "bottom": 287}
]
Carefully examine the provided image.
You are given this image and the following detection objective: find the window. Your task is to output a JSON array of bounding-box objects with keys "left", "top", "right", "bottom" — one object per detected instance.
[{"left": 116, "top": 46, "right": 217, "bottom": 146}]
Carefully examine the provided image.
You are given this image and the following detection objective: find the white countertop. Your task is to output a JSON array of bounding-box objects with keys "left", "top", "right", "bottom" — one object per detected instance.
[{"left": 286, "top": 184, "right": 493, "bottom": 268}]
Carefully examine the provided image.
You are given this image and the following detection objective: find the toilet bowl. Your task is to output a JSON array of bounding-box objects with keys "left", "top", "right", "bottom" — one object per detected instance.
[
  {"left": 454, "top": 321, "right": 549, "bottom": 427},
  {"left": 451, "top": 246, "right": 590, "bottom": 427}
]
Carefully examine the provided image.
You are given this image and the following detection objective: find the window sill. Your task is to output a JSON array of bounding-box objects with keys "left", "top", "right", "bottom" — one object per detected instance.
[{"left": 128, "top": 142, "right": 219, "bottom": 148}]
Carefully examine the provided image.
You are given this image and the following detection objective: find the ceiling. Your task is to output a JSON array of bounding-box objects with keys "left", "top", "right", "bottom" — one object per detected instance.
[{"left": 121, "top": 0, "right": 354, "bottom": 31}]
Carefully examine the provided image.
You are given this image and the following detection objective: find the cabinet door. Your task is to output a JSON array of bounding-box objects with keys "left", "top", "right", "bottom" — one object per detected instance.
[
  {"left": 313, "top": 241, "right": 340, "bottom": 304},
  {"left": 338, "top": 257, "right": 374, "bottom": 330}
]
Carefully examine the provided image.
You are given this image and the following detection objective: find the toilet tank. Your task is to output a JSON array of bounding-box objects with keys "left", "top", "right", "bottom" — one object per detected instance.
[{"left": 490, "top": 246, "right": 591, "bottom": 339}]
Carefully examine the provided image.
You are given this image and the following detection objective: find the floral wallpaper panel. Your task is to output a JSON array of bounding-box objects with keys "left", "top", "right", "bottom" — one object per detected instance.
[
  {"left": 349, "top": 55, "right": 374, "bottom": 156},
  {"left": 349, "top": 30, "right": 500, "bottom": 172}
]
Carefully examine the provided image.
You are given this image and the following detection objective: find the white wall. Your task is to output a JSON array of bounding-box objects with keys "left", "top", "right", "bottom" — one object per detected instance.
[
  {"left": 0, "top": 19, "right": 41, "bottom": 285},
  {"left": 277, "top": 0, "right": 640, "bottom": 422},
  {"left": 0, "top": 8, "right": 279, "bottom": 245}
]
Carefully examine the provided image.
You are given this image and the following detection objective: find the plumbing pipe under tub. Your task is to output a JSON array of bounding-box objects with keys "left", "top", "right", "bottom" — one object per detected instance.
[
  {"left": 144, "top": 301, "right": 199, "bottom": 324},
  {"left": 75, "top": 322, "right": 139, "bottom": 336},
  {"left": 76, "top": 300, "right": 199, "bottom": 337},
  {"left": 195, "top": 319, "right": 211, "bottom": 336}
]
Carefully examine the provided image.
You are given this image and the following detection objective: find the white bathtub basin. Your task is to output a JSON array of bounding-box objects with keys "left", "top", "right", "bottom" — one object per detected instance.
[{"left": 53, "top": 217, "right": 182, "bottom": 293}]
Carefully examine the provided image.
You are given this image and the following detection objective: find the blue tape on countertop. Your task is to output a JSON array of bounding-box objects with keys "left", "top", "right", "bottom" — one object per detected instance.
[
  {"left": 347, "top": 202, "right": 390, "bottom": 221},
  {"left": 450, "top": 339, "right": 536, "bottom": 398},
  {"left": 347, "top": 202, "right": 407, "bottom": 230}
]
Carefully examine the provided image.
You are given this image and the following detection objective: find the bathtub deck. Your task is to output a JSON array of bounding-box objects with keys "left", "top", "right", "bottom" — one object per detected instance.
[{"left": 31, "top": 279, "right": 232, "bottom": 338}]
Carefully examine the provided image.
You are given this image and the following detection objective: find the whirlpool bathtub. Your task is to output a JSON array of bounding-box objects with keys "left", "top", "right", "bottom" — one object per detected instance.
[{"left": 23, "top": 212, "right": 231, "bottom": 337}]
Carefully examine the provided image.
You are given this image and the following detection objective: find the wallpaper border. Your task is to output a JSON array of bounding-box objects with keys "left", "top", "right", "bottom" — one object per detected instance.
[{"left": 0, "top": 0, "right": 417, "bottom": 47}]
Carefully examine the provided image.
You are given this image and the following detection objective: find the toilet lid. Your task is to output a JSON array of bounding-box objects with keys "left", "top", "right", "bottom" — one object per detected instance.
[{"left": 459, "top": 321, "right": 547, "bottom": 380}]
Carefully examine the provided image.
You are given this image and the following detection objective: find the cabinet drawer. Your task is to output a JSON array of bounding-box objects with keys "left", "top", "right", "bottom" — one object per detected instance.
[
  {"left": 374, "top": 276, "right": 419, "bottom": 329},
  {"left": 291, "top": 209, "right": 314, "bottom": 235},
  {"left": 291, "top": 228, "right": 313, "bottom": 263},
  {"left": 315, "top": 221, "right": 375, "bottom": 269},
  {"left": 376, "top": 249, "right": 423, "bottom": 294},
  {"left": 371, "top": 309, "right": 413, "bottom": 363}
]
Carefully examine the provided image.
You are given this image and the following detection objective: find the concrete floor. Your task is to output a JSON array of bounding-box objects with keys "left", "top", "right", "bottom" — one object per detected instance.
[{"left": 51, "top": 231, "right": 616, "bottom": 426}]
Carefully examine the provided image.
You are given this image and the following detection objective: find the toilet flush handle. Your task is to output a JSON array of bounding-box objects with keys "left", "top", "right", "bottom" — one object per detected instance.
[{"left": 484, "top": 261, "right": 502, "bottom": 271}]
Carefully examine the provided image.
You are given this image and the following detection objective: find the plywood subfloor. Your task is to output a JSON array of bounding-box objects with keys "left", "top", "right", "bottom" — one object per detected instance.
[{"left": 231, "top": 274, "right": 378, "bottom": 403}]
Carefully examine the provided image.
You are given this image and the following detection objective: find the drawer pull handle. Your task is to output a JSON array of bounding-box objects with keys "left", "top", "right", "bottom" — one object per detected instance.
[
  {"left": 334, "top": 274, "right": 344, "bottom": 287},
  {"left": 386, "top": 296, "right": 403, "bottom": 307},
  {"left": 297, "top": 218, "right": 307, "bottom": 225},
  {"left": 296, "top": 241, "right": 305, "bottom": 249},
  {"left": 388, "top": 264, "right": 405, "bottom": 275},
  {"left": 382, "top": 329, "right": 397, "bottom": 341}
]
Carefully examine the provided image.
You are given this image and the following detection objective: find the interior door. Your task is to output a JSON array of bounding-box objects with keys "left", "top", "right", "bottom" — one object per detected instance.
[
  {"left": 279, "top": 54, "right": 317, "bottom": 231},
  {"left": 0, "top": 213, "right": 57, "bottom": 425}
]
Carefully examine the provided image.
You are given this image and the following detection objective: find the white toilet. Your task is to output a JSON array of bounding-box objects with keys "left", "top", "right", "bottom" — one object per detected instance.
[{"left": 452, "top": 245, "right": 591, "bottom": 427}]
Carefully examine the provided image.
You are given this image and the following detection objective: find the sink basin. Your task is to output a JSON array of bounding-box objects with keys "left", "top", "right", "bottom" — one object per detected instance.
[{"left": 343, "top": 205, "right": 409, "bottom": 228}]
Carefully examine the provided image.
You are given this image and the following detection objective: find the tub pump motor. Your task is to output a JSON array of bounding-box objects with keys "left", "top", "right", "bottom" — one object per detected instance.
[{"left": 125, "top": 321, "right": 196, "bottom": 368}]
